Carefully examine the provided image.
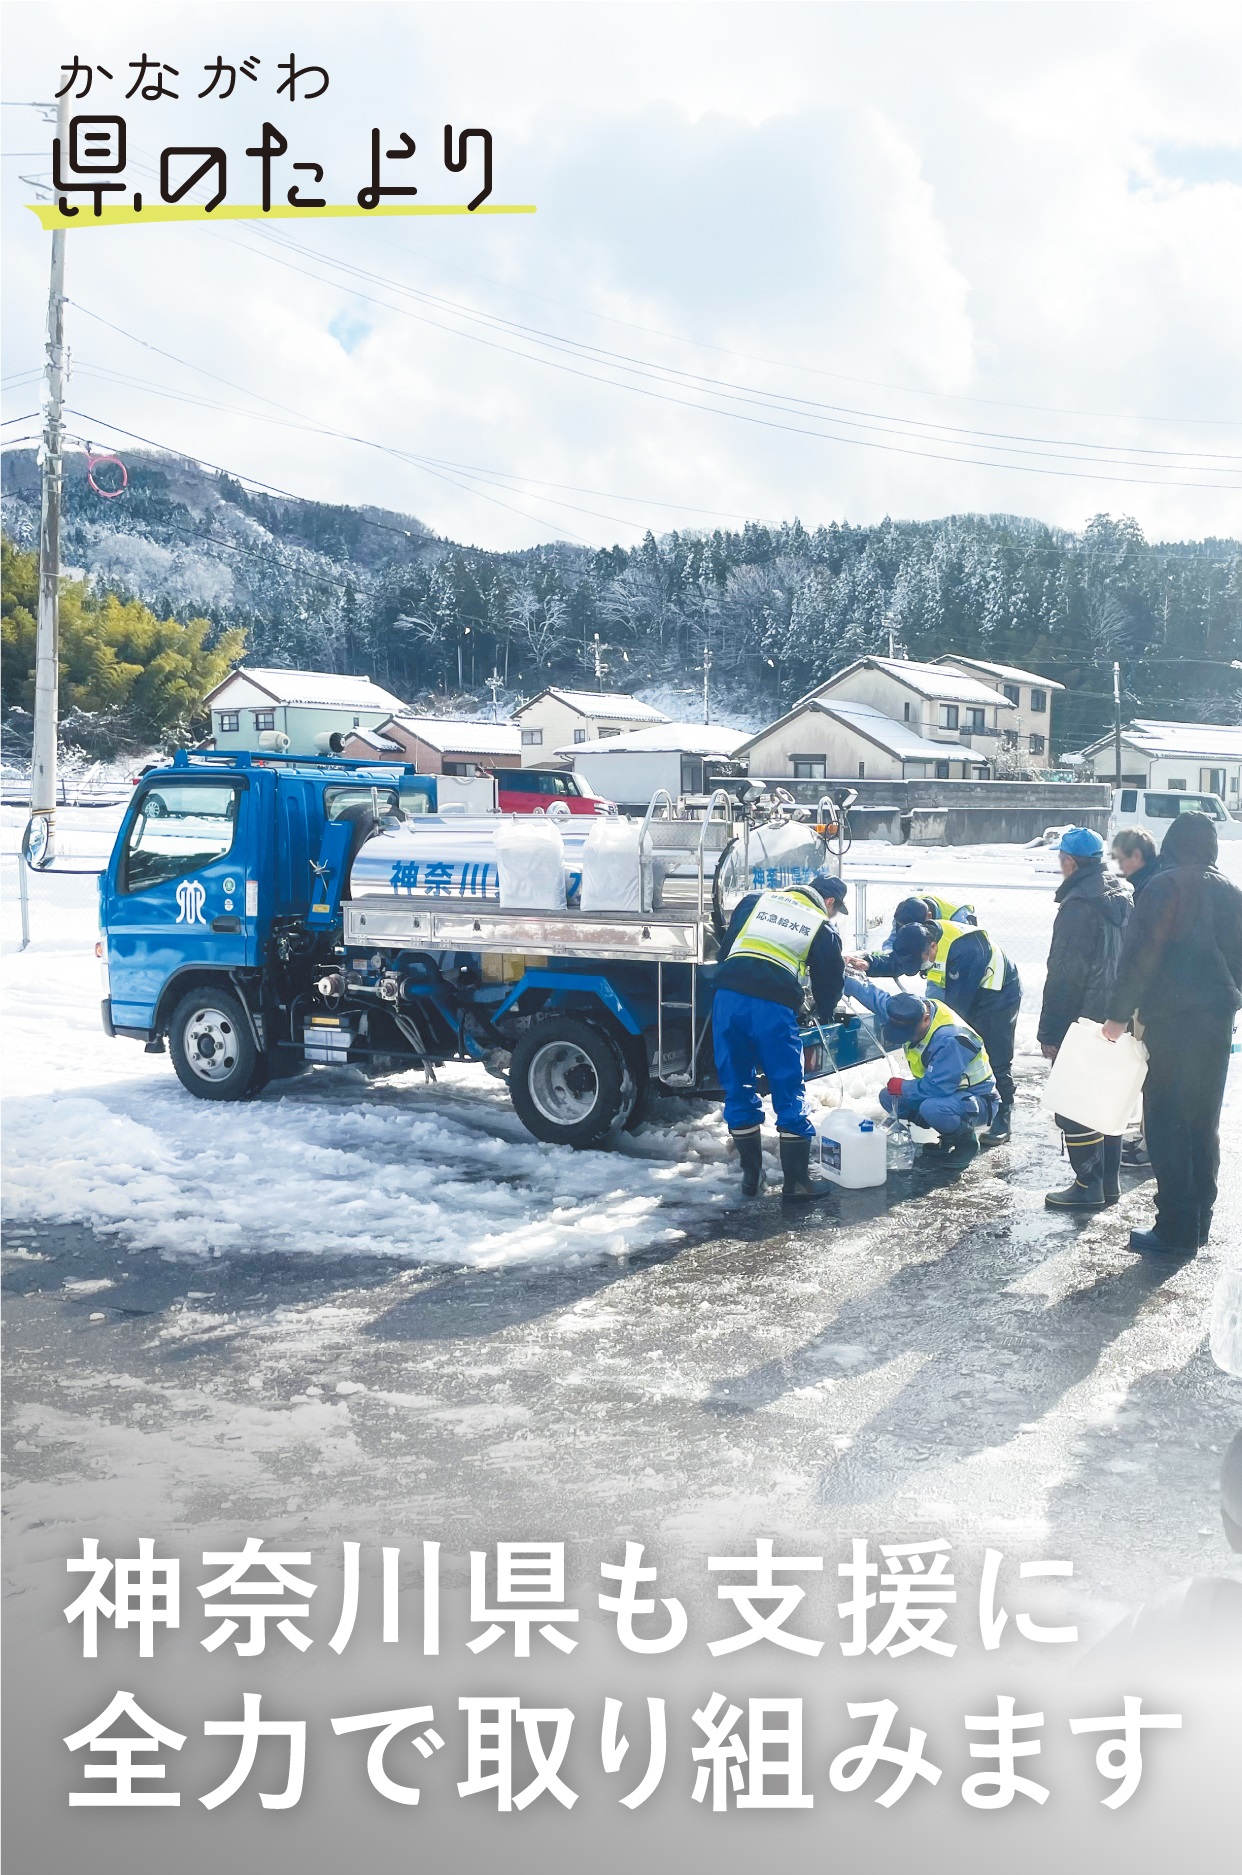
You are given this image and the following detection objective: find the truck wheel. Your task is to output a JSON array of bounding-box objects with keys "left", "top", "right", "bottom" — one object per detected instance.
[
  {"left": 168, "top": 988, "right": 263, "bottom": 1101},
  {"left": 509, "top": 1015, "right": 630, "bottom": 1149}
]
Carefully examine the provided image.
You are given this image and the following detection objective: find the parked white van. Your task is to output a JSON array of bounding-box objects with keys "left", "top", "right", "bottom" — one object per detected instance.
[{"left": 1109, "top": 787, "right": 1242, "bottom": 844}]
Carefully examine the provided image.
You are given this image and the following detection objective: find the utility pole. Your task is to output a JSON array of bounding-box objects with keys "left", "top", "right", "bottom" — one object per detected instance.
[
  {"left": 485, "top": 668, "right": 503, "bottom": 721},
  {"left": 701, "top": 641, "right": 712, "bottom": 725},
  {"left": 25, "top": 91, "right": 69, "bottom": 868},
  {"left": 590, "top": 633, "right": 609, "bottom": 691},
  {"left": 1112, "top": 660, "right": 1123, "bottom": 787}
]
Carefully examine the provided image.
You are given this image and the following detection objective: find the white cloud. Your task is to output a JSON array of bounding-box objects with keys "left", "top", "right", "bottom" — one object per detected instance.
[{"left": 3, "top": 1, "right": 1240, "bottom": 549}]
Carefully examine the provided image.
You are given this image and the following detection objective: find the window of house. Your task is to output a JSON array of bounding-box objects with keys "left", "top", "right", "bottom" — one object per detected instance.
[
  {"left": 966, "top": 708, "right": 985, "bottom": 733},
  {"left": 1201, "top": 767, "right": 1226, "bottom": 796},
  {"left": 1003, "top": 684, "right": 1020, "bottom": 706},
  {"left": 939, "top": 704, "right": 959, "bottom": 730},
  {"left": 574, "top": 728, "right": 587, "bottom": 744},
  {"left": 791, "top": 756, "right": 826, "bottom": 780},
  {"left": 1001, "top": 729, "right": 1018, "bottom": 749},
  {"left": 521, "top": 728, "right": 543, "bottom": 746},
  {"left": 595, "top": 726, "right": 620, "bottom": 738},
  {"left": 935, "top": 761, "right": 950, "bottom": 779},
  {"left": 1168, "top": 778, "right": 1186, "bottom": 790},
  {"left": 1029, "top": 734, "right": 1046, "bottom": 756},
  {"left": 857, "top": 762, "right": 865, "bottom": 779},
  {"left": 253, "top": 711, "right": 275, "bottom": 732},
  {"left": 903, "top": 702, "right": 912, "bottom": 721},
  {"left": 1232, "top": 775, "right": 1240, "bottom": 794},
  {"left": 217, "top": 711, "right": 239, "bottom": 734},
  {"left": 352, "top": 717, "right": 361, "bottom": 728},
  {"left": 442, "top": 761, "right": 477, "bottom": 777},
  {"left": 1030, "top": 688, "right": 1047, "bottom": 712},
  {"left": 973, "top": 765, "right": 989, "bottom": 780}
]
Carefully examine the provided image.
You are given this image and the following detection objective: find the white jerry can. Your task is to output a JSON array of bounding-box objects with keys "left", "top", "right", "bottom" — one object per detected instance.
[
  {"left": 817, "top": 1109, "right": 888, "bottom": 1188},
  {"left": 1041, "top": 1017, "right": 1148, "bottom": 1136}
]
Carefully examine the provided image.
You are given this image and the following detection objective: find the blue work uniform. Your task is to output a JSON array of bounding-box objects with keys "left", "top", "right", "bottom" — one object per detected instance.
[
  {"left": 865, "top": 923, "right": 1021, "bottom": 1108},
  {"left": 711, "top": 887, "right": 842, "bottom": 1139},
  {"left": 846, "top": 973, "right": 999, "bottom": 1136}
]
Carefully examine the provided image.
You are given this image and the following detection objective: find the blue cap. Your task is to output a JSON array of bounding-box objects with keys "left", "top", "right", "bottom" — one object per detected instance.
[
  {"left": 891, "top": 922, "right": 934, "bottom": 972},
  {"left": 1059, "top": 826, "right": 1104, "bottom": 858},
  {"left": 894, "top": 894, "right": 933, "bottom": 926},
  {"left": 811, "top": 872, "right": 847, "bottom": 903},
  {"left": 881, "top": 992, "right": 928, "bottom": 1049}
]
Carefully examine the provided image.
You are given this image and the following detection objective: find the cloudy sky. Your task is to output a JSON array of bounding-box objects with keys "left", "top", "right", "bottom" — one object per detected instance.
[{"left": 3, "top": 1, "right": 1241, "bottom": 550}]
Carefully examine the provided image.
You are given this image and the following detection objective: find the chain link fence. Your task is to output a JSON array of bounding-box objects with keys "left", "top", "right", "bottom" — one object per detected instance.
[{"left": 1, "top": 855, "right": 103, "bottom": 954}]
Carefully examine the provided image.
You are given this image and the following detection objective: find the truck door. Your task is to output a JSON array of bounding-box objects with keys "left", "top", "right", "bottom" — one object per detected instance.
[{"left": 103, "top": 776, "right": 252, "bottom": 1029}]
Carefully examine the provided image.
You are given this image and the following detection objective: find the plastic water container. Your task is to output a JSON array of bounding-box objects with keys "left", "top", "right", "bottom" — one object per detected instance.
[
  {"left": 1041, "top": 1017, "right": 1148, "bottom": 1136},
  {"left": 817, "top": 1110, "right": 888, "bottom": 1187},
  {"left": 495, "top": 816, "right": 567, "bottom": 910},
  {"left": 885, "top": 1118, "right": 916, "bottom": 1170},
  {"left": 580, "top": 816, "right": 642, "bottom": 912}
]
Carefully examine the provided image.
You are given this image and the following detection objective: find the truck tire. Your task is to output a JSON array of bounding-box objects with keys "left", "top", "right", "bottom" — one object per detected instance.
[
  {"left": 509, "top": 1015, "right": 631, "bottom": 1149},
  {"left": 168, "top": 988, "right": 264, "bottom": 1102}
]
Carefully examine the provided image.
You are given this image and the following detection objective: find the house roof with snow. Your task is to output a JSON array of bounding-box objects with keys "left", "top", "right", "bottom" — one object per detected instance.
[
  {"left": 341, "top": 726, "right": 403, "bottom": 754},
  {"left": 936, "top": 655, "right": 1065, "bottom": 691},
  {"left": 737, "top": 698, "right": 980, "bottom": 765},
  {"left": 205, "top": 666, "right": 408, "bottom": 713},
  {"left": 804, "top": 657, "right": 1017, "bottom": 710},
  {"left": 554, "top": 722, "right": 750, "bottom": 758},
  {"left": 511, "top": 688, "right": 669, "bottom": 724},
  {"left": 1078, "top": 719, "right": 1242, "bottom": 763},
  {"left": 384, "top": 716, "right": 522, "bottom": 756}
]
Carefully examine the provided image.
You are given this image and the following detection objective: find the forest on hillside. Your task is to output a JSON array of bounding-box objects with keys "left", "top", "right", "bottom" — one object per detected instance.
[{"left": 3, "top": 445, "right": 1240, "bottom": 757}]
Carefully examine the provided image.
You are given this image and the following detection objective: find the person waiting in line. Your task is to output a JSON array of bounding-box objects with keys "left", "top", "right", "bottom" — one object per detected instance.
[
  {"left": 712, "top": 873, "right": 848, "bottom": 1202},
  {"left": 881, "top": 892, "right": 977, "bottom": 951},
  {"left": 1037, "top": 827, "right": 1132, "bottom": 1211},
  {"left": 851, "top": 915, "right": 1020, "bottom": 1144},
  {"left": 1111, "top": 827, "right": 1159, "bottom": 898},
  {"left": 1109, "top": 826, "right": 1159, "bottom": 1167},
  {"left": 1103, "top": 811, "right": 1242, "bottom": 1257},
  {"left": 844, "top": 975, "right": 998, "bottom": 1159}
]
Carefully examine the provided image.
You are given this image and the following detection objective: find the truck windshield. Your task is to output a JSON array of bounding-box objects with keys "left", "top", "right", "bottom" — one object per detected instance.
[{"left": 122, "top": 783, "right": 241, "bottom": 893}]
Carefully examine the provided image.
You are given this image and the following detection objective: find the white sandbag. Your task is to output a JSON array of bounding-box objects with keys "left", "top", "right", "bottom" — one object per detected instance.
[
  {"left": 494, "top": 815, "right": 567, "bottom": 909},
  {"left": 1040, "top": 1017, "right": 1148, "bottom": 1136},
  {"left": 579, "top": 816, "right": 641, "bottom": 912}
]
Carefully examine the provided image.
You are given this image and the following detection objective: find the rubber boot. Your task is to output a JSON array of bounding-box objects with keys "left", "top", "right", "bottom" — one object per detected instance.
[
  {"left": 937, "top": 1125, "right": 979, "bottom": 1163},
  {"left": 981, "top": 1103, "right": 1012, "bottom": 1146},
  {"left": 1101, "top": 1136, "right": 1121, "bottom": 1207},
  {"left": 779, "top": 1134, "right": 824, "bottom": 1202},
  {"left": 1045, "top": 1130, "right": 1106, "bottom": 1211},
  {"left": 733, "top": 1129, "right": 765, "bottom": 1198},
  {"left": 1129, "top": 1227, "right": 1196, "bottom": 1258}
]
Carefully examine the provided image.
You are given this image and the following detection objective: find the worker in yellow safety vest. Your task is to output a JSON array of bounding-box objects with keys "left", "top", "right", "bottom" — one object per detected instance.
[
  {"left": 850, "top": 915, "right": 1021, "bottom": 1144},
  {"left": 844, "top": 976, "right": 1000, "bottom": 1158}
]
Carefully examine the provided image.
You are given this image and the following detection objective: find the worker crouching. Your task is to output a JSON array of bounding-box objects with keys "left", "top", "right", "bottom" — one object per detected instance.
[
  {"left": 712, "top": 872, "right": 847, "bottom": 1201},
  {"left": 846, "top": 976, "right": 999, "bottom": 1159}
]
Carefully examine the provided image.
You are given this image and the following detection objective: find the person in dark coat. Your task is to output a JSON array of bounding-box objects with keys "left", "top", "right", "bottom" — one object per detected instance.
[
  {"left": 1104, "top": 811, "right": 1242, "bottom": 1255},
  {"left": 1111, "top": 827, "right": 1159, "bottom": 897},
  {"left": 1037, "top": 826, "right": 1132, "bottom": 1209}
]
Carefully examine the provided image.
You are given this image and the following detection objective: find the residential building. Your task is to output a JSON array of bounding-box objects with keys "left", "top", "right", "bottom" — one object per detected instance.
[
  {"left": 554, "top": 722, "right": 750, "bottom": 808},
  {"left": 377, "top": 716, "right": 522, "bottom": 775},
  {"left": 203, "top": 667, "right": 408, "bottom": 755},
  {"left": 1076, "top": 719, "right": 1242, "bottom": 805},
  {"left": 510, "top": 688, "right": 668, "bottom": 765},
  {"left": 786, "top": 656, "right": 1016, "bottom": 772},
  {"left": 736, "top": 698, "right": 989, "bottom": 782},
  {"left": 337, "top": 726, "right": 405, "bottom": 760},
  {"left": 935, "top": 655, "right": 1064, "bottom": 761}
]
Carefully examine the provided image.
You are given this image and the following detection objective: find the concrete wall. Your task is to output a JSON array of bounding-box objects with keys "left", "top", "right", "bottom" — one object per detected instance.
[{"left": 750, "top": 774, "right": 1111, "bottom": 844}]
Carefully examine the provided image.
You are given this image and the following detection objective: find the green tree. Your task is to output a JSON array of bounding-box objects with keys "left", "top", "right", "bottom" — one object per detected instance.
[{"left": 1, "top": 536, "right": 244, "bottom": 748}]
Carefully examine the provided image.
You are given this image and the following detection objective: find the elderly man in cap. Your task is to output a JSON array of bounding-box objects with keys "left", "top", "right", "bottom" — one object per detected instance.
[
  {"left": 712, "top": 872, "right": 848, "bottom": 1200},
  {"left": 844, "top": 974, "right": 999, "bottom": 1158},
  {"left": 1038, "top": 825, "right": 1132, "bottom": 1210},
  {"left": 852, "top": 910, "right": 1021, "bottom": 1144}
]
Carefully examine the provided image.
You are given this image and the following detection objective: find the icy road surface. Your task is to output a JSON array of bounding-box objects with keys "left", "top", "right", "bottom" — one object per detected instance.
[{"left": 2, "top": 810, "right": 1240, "bottom": 1640}]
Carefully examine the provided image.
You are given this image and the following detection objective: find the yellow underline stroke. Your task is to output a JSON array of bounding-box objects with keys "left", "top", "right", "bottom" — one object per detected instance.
[{"left": 27, "top": 202, "right": 536, "bottom": 231}]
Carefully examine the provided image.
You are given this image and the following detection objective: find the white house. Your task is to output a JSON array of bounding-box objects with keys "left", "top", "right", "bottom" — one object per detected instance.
[
  {"left": 934, "top": 655, "right": 1064, "bottom": 761},
  {"left": 1076, "top": 719, "right": 1242, "bottom": 804},
  {"left": 736, "top": 698, "right": 989, "bottom": 782},
  {"left": 377, "top": 716, "right": 522, "bottom": 776},
  {"left": 800, "top": 656, "right": 1016, "bottom": 763},
  {"left": 510, "top": 688, "right": 668, "bottom": 765},
  {"left": 203, "top": 667, "right": 408, "bottom": 755},
  {"left": 554, "top": 722, "right": 749, "bottom": 808}
]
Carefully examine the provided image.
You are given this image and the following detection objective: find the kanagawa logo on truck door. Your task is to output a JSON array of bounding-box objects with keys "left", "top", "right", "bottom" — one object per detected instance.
[{"left": 175, "top": 879, "right": 207, "bottom": 924}]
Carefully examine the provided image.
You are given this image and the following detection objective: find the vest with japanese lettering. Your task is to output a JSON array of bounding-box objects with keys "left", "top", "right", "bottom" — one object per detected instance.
[
  {"left": 903, "top": 1000, "right": 994, "bottom": 1087},
  {"left": 925, "top": 919, "right": 1005, "bottom": 994},
  {"left": 921, "top": 893, "right": 976, "bottom": 927},
  {"left": 730, "top": 887, "right": 829, "bottom": 987}
]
